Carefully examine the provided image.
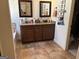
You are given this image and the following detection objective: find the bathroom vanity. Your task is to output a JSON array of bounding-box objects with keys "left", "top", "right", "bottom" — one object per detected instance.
[{"left": 20, "top": 22, "right": 55, "bottom": 44}]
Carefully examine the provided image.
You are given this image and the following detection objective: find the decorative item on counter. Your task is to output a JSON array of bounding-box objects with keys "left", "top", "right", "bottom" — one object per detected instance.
[
  {"left": 31, "top": 19, "right": 33, "bottom": 23},
  {"left": 53, "top": 7, "right": 57, "bottom": 17},
  {"left": 48, "top": 17, "right": 52, "bottom": 23},
  {"left": 35, "top": 18, "right": 41, "bottom": 23},
  {"left": 42, "top": 18, "right": 48, "bottom": 23},
  {"left": 39, "top": 17, "right": 42, "bottom": 22},
  {"left": 49, "top": 19, "right": 52, "bottom": 23},
  {"left": 25, "top": 19, "right": 33, "bottom": 23},
  {"left": 25, "top": 20, "right": 28, "bottom": 23},
  {"left": 57, "top": 0, "right": 66, "bottom": 25},
  {"left": 21, "top": 19, "right": 25, "bottom": 24}
]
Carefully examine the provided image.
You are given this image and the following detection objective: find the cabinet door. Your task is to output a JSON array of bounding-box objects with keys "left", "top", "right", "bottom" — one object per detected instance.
[
  {"left": 34, "top": 25, "right": 42, "bottom": 41},
  {"left": 21, "top": 26, "right": 34, "bottom": 43},
  {"left": 42, "top": 24, "right": 55, "bottom": 40}
]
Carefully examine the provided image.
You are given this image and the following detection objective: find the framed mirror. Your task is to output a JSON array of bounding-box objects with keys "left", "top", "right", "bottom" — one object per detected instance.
[
  {"left": 19, "top": 0, "right": 32, "bottom": 17},
  {"left": 40, "top": 1, "right": 51, "bottom": 17}
]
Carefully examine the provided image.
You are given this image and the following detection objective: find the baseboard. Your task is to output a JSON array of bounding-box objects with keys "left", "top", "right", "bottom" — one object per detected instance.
[{"left": 54, "top": 39, "right": 66, "bottom": 50}]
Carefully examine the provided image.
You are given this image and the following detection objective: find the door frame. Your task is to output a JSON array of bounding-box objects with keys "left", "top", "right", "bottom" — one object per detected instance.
[
  {"left": 0, "top": 0, "right": 16, "bottom": 59},
  {"left": 66, "top": 0, "right": 76, "bottom": 50},
  {"left": 76, "top": 46, "right": 79, "bottom": 59}
]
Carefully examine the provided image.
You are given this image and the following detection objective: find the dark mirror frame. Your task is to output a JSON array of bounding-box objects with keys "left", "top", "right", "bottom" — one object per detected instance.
[
  {"left": 40, "top": 1, "right": 51, "bottom": 17},
  {"left": 18, "top": 0, "right": 33, "bottom": 17}
]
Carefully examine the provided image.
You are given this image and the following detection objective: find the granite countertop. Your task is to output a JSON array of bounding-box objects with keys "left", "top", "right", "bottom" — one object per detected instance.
[{"left": 20, "top": 21, "right": 56, "bottom": 26}]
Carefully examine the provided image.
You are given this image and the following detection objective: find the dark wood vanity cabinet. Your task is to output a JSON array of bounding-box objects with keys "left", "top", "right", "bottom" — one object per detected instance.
[
  {"left": 34, "top": 25, "right": 42, "bottom": 41},
  {"left": 20, "top": 23, "right": 55, "bottom": 44},
  {"left": 42, "top": 24, "right": 55, "bottom": 40},
  {"left": 20, "top": 26, "right": 34, "bottom": 43}
]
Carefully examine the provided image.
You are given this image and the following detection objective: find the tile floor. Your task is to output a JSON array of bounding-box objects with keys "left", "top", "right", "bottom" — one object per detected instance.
[{"left": 15, "top": 40, "right": 75, "bottom": 59}]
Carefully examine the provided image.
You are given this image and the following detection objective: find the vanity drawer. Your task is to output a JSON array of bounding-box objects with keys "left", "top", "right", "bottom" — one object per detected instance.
[{"left": 21, "top": 25, "right": 34, "bottom": 30}]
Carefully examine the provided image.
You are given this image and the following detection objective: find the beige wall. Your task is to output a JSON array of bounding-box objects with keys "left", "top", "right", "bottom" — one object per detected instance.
[
  {"left": 0, "top": 0, "right": 16, "bottom": 59},
  {"left": 0, "top": 42, "right": 1, "bottom": 54}
]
